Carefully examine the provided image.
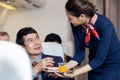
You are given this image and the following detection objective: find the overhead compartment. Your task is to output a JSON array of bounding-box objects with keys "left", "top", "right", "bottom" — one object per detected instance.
[{"left": 0, "top": 0, "right": 47, "bottom": 10}]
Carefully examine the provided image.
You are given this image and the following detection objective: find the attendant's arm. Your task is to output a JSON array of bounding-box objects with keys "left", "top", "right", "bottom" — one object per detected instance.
[
  {"left": 73, "top": 64, "right": 92, "bottom": 76},
  {"left": 64, "top": 64, "right": 92, "bottom": 78},
  {"left": 66, "top": 60, "right": 78, "bottom": 70},
  {"left": 68, "top": 24, "right": 85, "bottom": 69}
]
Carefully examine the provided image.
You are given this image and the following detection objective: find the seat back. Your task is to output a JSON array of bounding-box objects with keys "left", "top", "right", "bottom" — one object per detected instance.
[
  {"left": 0, "top": 41, "right": 32, "bottom": 80},
  {"left": 42, "top": 42, "right": 64, "bottom": 60}
]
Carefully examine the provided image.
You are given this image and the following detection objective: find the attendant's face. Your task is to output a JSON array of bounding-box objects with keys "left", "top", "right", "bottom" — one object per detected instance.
[
  {"left": 66, "top": 10, "right": 86, "bottom": 27},
  {"left": 0, "top": 35, "right": 9, "bottom": 41},
  {"left": 23, "top": 33, "right": 42, "bottom": 55}
]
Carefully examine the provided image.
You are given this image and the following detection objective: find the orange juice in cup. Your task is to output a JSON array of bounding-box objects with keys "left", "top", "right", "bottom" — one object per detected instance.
[{"left": 58, "top": 62, "right": 67, "bottom": 73}]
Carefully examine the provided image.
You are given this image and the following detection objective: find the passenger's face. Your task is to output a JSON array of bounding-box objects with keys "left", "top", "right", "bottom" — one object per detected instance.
[
  {"left": 0, "top": 35, "right": 10, "bottom": 41},
  {"left": 66, "top": 10, "right": 86, "bottom": 27},
  {"left": 23, "top": 33, "right": 42, "bottom": 55}
]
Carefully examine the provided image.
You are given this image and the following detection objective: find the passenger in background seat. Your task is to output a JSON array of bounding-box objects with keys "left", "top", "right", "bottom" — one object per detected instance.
[
  {"left": 0, "top": 31, "right": 10, "bottom": 41},
  {"left": 44, "top": 33, "right": 72, "bottom": 62}
]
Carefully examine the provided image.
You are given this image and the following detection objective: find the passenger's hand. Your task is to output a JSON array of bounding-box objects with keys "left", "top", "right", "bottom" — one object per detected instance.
[
  {"left": 39, "top": 57, "right": 54, "bottom": 70},
  {"left": 33, "top": 57, "right": 54, "bottom": 73}
]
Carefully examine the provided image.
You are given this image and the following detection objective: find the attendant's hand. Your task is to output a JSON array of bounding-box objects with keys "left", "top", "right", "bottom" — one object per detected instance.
[
  {"left": 45, "top": 67, "right": 59, "bottom": 78},
  {"left": 54, "top": 72, "right": 65, "bottom": 78},
  {"left": 33, "top": 57, "right": 54, "bottom": 73},
  {"left": 54, "top": 70, "right": 74, "bottom": 78},
  {"left": 64, "top": 72, "right": 74, "bottom": 78}
]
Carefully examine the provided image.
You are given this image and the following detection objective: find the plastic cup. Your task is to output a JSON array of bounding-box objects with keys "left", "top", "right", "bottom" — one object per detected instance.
[{"left": 58, "top": 62, "right": 67, "bottom": 73}]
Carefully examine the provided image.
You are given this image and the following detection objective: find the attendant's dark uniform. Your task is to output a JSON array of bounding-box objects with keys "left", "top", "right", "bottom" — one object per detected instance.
[{"left": 71, "top": 14, "right": 120, "bottom": 80}]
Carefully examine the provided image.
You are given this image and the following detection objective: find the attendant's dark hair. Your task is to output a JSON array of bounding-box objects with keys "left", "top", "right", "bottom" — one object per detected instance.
[
  {"left": 16, "top": 27, "right": 38, "bottom": 46},
  {"left": 44, "top": 33, "right": 62, "bottom": 44},
  {"left": 65, "top": 0, "right": 97, "bottom": 17}
]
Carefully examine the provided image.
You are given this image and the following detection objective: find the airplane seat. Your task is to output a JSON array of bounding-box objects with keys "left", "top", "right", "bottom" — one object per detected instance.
[
  {"left": 42, "top": 42, "right": 64, "bottom": 60},
  {"left": 0, "top": 41, "right": 32, "bottom": 80}
]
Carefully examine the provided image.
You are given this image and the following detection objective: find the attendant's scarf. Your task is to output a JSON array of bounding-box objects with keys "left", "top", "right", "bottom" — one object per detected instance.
[{"left": 83, "top": 17, "right": 100, "bottom": 46}]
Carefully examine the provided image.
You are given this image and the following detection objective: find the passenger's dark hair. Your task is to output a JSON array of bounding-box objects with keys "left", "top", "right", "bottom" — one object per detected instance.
[
  {"left": 65, "top": 0, "right": 97, "bottom": 17},
  {"left": 44, "top": 33, "right": 62, "bottom": 44},
  {"left": 16, "top": 27, "right": 38, "bottom": 46}
]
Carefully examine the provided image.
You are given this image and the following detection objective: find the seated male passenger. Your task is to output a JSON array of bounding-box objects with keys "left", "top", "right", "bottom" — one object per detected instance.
[{"left": 16, "top": 27, "right": 69, "bottom": 80}]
